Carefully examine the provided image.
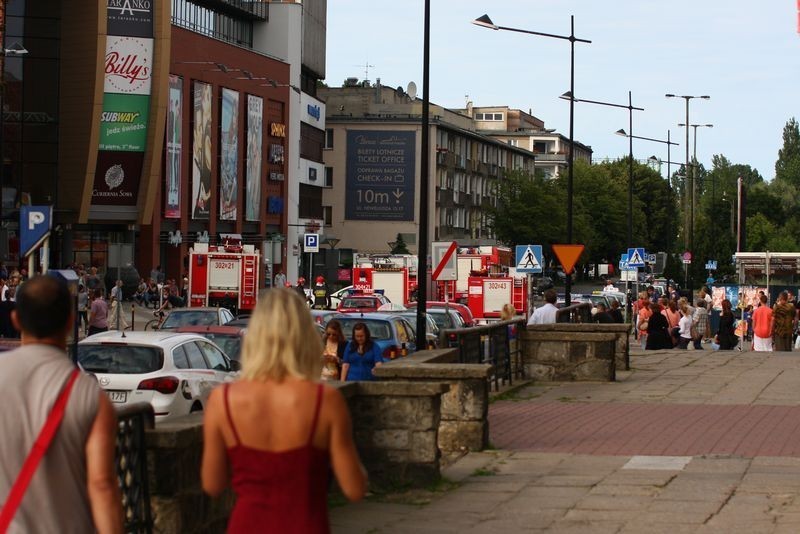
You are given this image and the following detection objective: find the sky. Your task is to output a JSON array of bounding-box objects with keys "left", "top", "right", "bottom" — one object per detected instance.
[{"left": 325, "top": 1, "right": 800, "bottom": 181}]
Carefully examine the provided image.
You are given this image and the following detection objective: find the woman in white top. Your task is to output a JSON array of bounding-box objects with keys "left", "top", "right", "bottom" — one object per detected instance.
[{"left": 677, "top": 304, "right": 693, "bottom": 350}]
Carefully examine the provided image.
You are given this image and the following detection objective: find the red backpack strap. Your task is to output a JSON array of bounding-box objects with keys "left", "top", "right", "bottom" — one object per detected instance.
[{"left": 0, "top": 368, "right": 81, "bottom": 533}]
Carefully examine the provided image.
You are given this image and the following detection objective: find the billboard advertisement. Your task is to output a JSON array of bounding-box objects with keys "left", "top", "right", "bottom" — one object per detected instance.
[
  {"left": 91, "top": 5, "right": 154, "bottom": 214},
  {"left": 103, "top": 36, "right": 153, "bottom": 96},
  {"left": 106, "top": 0, "right": 154, "bottom": 37},
  {"left": 219, "top": 88, "right": 239, "bottom": 221},
  {"left": 91, "top": 151, "right": 144, "bottom": 206},
  {"left": 345, "top": 130, "right": 416, "bottom": 221},
  {"left": 246, "top": 95, "right": 263, "bottom": 221},
  {"left": 192, "top": 81, "right": 212, "bottom": 219},
  {"left": 165, "top": 75, "right": 182, "bottom": 218},
  {"left": 98, "top": 93, "right": 149, "bottom": 152}
]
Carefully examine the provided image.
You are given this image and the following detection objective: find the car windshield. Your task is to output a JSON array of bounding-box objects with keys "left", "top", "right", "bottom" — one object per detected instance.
[
  {"left": 78, "top": 345, "right": 163, "bottom": 374},
  {"left": 335, "top": 319, "right": 392, "bottom": 340},
  {"left": 426, "top": 311, "right": 453, "bottom": 329},
  {"left": 201, "top": 334, "right": 242, "bottom": 361},
  {"left": 340, "top": 298, "right": 375, "bottom": 309},
  {"left": 161, "top": 311, "right": 217, "bottom": 328}
]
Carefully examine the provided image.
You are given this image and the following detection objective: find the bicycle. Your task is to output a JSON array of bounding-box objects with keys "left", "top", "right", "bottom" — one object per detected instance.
[{"left": 144, "top": 310, "right": 167, "bottom": 331}]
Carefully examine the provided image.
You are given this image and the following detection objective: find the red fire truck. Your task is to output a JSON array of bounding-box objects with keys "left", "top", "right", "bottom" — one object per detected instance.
[
  {"left": 466, "top": 275, "right": 528, "bottom": 322},
  {"left": 352, "top": 254, "right": 418, "bottom": 305},
  {"left": 188, "top": 236, "right": 260, "bottom": 313},
  {"left": 437, "top": 246, "right": 513, "bottom": 302}
]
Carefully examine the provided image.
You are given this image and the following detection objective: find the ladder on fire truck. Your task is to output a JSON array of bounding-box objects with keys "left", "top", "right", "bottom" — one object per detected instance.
[{"left": 242, "top": 255, "right": 257, "bottom": 300}]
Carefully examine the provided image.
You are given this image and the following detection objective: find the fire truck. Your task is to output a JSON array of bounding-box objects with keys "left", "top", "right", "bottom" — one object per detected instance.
[
  {"left": 437, "top": 246, "right": 513, "bottom": 303},
  {"left": 352, "top": 253, "right": 418, "bottom": 305},
  {"left": 188, "top": 235, "right": 260, "bottom": 313},
  {"left": 466, "top": 275, "right": 528, "bottom": 323}
]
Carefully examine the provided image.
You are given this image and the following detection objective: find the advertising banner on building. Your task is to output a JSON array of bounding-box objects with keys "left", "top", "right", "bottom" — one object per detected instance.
[
  {"left": 345, "top": 130, "right": 416, "bottom": 221},
  {"left": 192, "top": 81, "right": 212, "bottom": 219},
  {"left": 107, "top": 0, "right": 154, "bottom": 37},
  {"left": 165, "top": 75, "right": 182, "bottom": 218},
  {"left": 219, "top": 88, "right": 239, "bottom": 221},
  {"left": 103, "top": 36, "right": 153, "bottom": 96},
  {"left": 246, "top": 95, "right": 263, "bottom": 221},
  {"left": 98, "top": 93, "right": 149, "bottom": 151},
  {"left": 91, "top": 151, "right": 144, "bottom": 206},
  {"left": 91, "top": 2, "right": 154, "bottom": 214}
]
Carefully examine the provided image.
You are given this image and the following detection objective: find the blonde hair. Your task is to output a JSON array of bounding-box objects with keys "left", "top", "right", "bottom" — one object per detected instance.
[
  {"left": 240, "top": 288, "right": 323, "bottom": 381},
  {"left": 500, "top": 303, "right": 515, "bottom": 321}
]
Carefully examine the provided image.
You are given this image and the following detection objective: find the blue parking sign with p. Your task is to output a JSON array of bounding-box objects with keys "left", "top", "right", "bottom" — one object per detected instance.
[
  {"left": 304, "top": 233, "right": 319, "bottom": 253},
  {"left": 20, "top": 205, "right": 52, "bottom": 257}
]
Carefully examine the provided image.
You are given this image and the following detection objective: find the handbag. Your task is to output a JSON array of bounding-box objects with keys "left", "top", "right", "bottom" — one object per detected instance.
[
  {"left": 690, "top": 323, "right": 700, "bottom": 340},
  {"left": 0, "top": 369, "right": 80, "bottom": 532},
  {"left": 638, "top": 320, "right": 649, "bottom": 331}
]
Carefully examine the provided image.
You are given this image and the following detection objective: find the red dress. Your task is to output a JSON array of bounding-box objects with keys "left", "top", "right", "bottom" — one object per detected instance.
[{"left": 224, "top": 383, "right": 330, "bottom": 533}]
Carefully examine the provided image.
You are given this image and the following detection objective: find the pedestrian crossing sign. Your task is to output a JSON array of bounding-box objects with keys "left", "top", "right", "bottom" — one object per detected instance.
[
  {"left": 516, "top": 245, "right": 543, "bottom": 274},
  {"left": 627, "top": 248, "right": 646, "bottom": 268}
]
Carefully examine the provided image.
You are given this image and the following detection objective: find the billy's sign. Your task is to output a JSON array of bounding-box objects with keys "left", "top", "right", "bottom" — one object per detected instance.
[{"left": 104, "top": 37, "right": 152, "bottom": 95}]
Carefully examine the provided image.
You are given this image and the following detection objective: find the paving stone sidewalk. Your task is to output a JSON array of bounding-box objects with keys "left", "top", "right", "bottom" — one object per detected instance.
[{"left": 331, "top": 349, "right": 800, "bottom": 533}]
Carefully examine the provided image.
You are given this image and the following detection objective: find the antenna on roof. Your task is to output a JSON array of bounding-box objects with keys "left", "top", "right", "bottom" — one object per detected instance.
[{"left": 355, "top": 60, "right": 375, "bottom": 84}]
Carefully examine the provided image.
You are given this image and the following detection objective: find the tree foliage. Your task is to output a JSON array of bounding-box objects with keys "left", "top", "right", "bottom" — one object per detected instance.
[{"left": 775, "top": 117, "right": 800, "bottom": 186}]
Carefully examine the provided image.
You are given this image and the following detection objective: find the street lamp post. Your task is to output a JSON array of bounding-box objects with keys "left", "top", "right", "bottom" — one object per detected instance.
[
  {"left": 679, "top": 123, "right": 714, "bottom": 244},
  {"left": 415, "top": 0, "right": 432, "bottom": 348},
  {"left": 474, "top": 14, "right": 590, "bottom": 306},
  {"left": 665, "top": 94, "right": 710, "bottom": 291},
  {"left": 560, "top": 92, "right": 643, "bottom": 249}
]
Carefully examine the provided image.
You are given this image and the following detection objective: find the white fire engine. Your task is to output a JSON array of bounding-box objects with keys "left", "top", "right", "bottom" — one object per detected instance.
[
  {"left": 352, "top": 254, "right": 418, "bottom": 305},
  {"left": 188, "top": 235, "right": 260, "bottom": 313}
]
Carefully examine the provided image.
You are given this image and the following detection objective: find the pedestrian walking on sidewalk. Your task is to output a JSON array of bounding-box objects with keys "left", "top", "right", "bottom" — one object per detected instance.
[
  {"left": 201, "top": 288, "right": 367, "bottom": 533},
  {"left": 717, "top": 300, "right": 738, "bottom": 350},
  {"left": 752, "top": 294, "right": 773, "bottom": 352},
  {"left": 691, "top": 300, "right": 709, "bottom": 350},
  {"left": 772, "top": 291, "right": 795, "bottom": 352},
  {"left": 676, "top": 304, "right": 693, "bottom": 349},
  {"left": 0, "top": 275, "right": 123, "bottom": 533}
]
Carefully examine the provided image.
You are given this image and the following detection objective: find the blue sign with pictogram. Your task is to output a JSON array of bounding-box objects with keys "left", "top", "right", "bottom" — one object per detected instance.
[
  {"left": 619, "top": 253, "right": 629, "bottom": 271},
  {"left": 20, "top": 205, "right": 52, "bottom": 258},
  {"left": 626, "top": 248, "right": 646, "bottom": 268},
  {"left": 515, "top": 245, "right": 543, "bottom": 274},
  {"left": 304, "top": 233, "right": 319, "bottom": 253}
]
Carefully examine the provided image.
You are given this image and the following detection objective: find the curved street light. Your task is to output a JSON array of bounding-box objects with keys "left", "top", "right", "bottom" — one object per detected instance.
[{"left": 473, "top": 14, "right": 590, "bottom": 306}]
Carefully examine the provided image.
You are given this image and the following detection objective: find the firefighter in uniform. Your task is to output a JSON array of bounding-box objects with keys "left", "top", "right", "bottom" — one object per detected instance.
[
  {"left": 294, "top": 277, "right": 311, "bottom": 305},
  {"left": 312, "top": 275, "right": 331, "bottom": 310}
]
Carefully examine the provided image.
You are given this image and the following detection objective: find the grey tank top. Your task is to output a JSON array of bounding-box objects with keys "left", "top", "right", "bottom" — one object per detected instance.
[{"left": 0, "top": 344, "right": 100, "bottom": 533}]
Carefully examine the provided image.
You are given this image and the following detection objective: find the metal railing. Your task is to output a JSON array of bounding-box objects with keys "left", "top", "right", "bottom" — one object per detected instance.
[
  {"left": 116, "top": 403, "right": 155, "bottom": 534},
  {"left": 555, "top": 302, "right": 592, "bottom": 323},
  {"left": 439, "top": 318, "right": 526, "bottom": 391}
]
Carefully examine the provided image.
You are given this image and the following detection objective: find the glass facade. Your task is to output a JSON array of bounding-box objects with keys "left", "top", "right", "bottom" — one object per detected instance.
[
  {"left": 172, "top": 0, "right": 256, "bottom": 48},
  {"left": 2, "top": 0, "right": 60, "bottom": 221}
]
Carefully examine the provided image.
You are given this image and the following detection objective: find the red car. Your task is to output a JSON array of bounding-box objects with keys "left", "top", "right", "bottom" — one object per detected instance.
[
  {"left": 336, "top": 294, "right": 391, "bottom": 313},
  {"left": 407, "top": 301, "right": 475, "bottom": 327}
]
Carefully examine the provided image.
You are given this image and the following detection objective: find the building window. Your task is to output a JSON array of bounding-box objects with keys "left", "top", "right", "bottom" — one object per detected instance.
[
  {"left": 474, "top": 112, "right": 504, "bottom": 121},
  {"left": 323, "top": 206, "right": 332, "bottom": 226},
  {"left": 300, "top": 123, "right": 324, "bottom": 163},
  {"left": 325, "top": 128, "right": 334, "bottom": 149},
  {"left": 507, "top": 139, "right": 518, "bottom": 147},
  {"left": 325, "top": 167, "right": 333, "bottom": 187},
  {"left": 299, "top": 184, "right": 323, "bottom": 219},
  {"left": 171, "top": 0, "right": 255, "bottom": 48}
]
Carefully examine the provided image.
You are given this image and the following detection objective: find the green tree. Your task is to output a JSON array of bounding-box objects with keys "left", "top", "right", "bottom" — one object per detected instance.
[
  {"left": 390, "top": 233, "right": 410, "bottom": 254},
  {"left": 775, "top": 117, "right": 800, "bottom": 185}
]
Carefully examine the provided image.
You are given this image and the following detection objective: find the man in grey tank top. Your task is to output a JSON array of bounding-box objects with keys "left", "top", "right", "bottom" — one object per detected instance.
[{"left": 0, "top": 275, "right": 123, "bottom": 533}]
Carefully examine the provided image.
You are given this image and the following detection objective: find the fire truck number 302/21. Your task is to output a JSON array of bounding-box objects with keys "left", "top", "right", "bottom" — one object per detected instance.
[{"left": 213, "top": 261, "right": 236, "bottom": 269}]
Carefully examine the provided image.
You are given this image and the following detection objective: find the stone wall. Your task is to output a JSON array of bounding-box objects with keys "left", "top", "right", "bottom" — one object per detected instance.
[
  {"left": 146, "top": 414, "right": 233, "bottom": 534},
  {"left": 520, "top": 323, "right": 630, "bottom": 381},
  {"left": 143, "top": 380, "right": 448, "bottom": 533},
  {"left": 374, "top": 349, "right": 492, "bottom": 455},
  {"left": 340, "top": 381, "right": 448, "bottom": 489}
]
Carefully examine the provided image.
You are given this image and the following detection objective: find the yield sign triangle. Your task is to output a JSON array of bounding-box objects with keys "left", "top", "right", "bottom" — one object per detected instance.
[
  {"left": 518, "top": 246, "right": 541, "bottom": 269},
  {"left": 628, "top": 249, "right": 645, "bottom": 266},
  {"left": 552, "top": 244, "right": 585, "bottom": 275}
]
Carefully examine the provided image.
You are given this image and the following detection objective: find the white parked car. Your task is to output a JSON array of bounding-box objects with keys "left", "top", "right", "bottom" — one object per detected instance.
[{"left": 78, "top": 331, "right": 238, "bottom": 423}]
